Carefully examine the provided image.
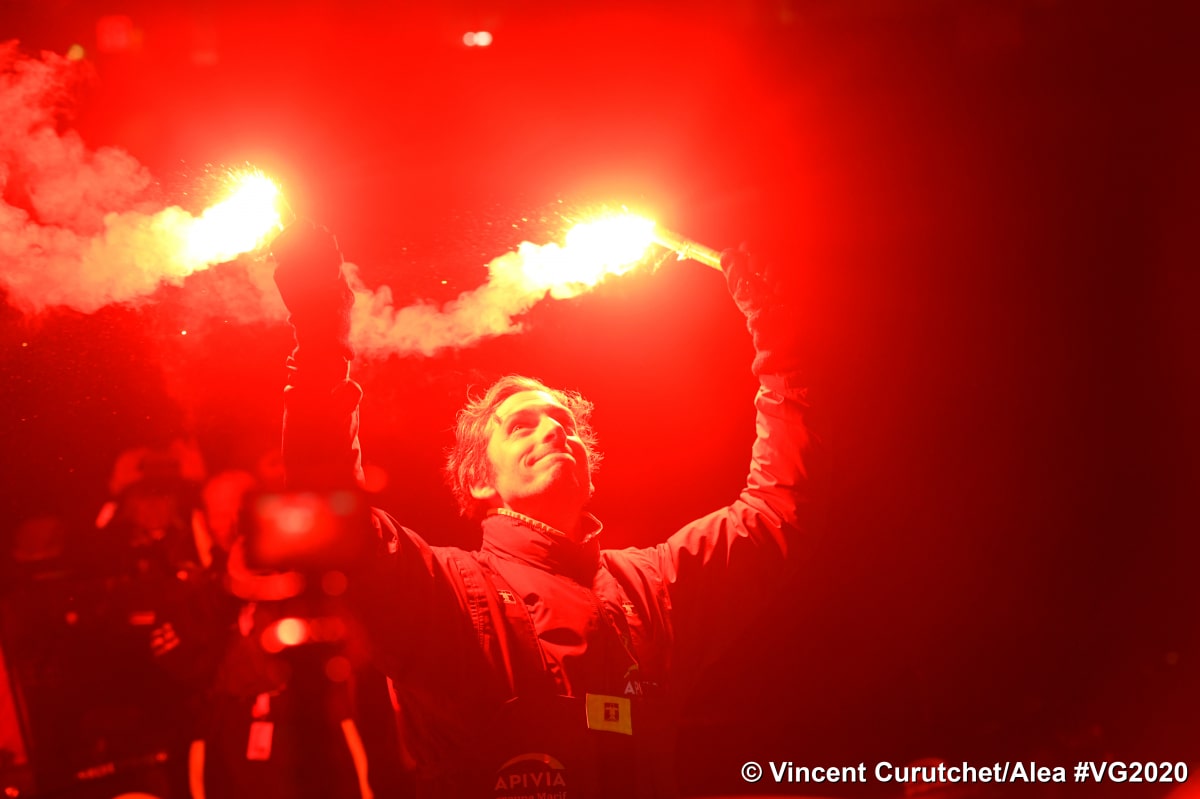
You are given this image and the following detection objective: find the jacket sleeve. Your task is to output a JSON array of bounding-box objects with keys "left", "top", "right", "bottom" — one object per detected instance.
[
  {"left": 280, "top": 357, "right": 477, "bottom": 645},
  {"left": 280, "top": 354, "right": 366, "bottom": 492},
  {"left": 650, "top": 369, "right": 826, "bottom": 670},
  {"left": 285, "top": 348, "right": 519, "bottom": 662}
]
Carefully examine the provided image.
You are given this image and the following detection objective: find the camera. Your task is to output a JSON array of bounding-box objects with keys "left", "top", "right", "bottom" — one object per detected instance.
[{"left": 241, "top": 489, "right": 373, "bottom": 573}]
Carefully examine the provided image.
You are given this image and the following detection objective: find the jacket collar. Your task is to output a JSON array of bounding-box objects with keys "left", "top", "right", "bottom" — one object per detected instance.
[{"left": 480, "top": 509, "right": 603, "bottom": 582}]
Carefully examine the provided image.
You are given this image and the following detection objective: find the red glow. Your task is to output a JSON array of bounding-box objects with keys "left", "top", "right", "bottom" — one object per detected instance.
[
  {"left": 275, "top": 504, "right": 316, "bottom": 536},
  {"left": 96, "top": 15, "right": 136, "bottom": 54},
  {"left": 309, "top": 616, "right": 347, "bottom": 642},
  {"left": 322, "top": 570, "right": 349, "bottom": 596},
  {"left": 362, "top": 462, "right": 389, "bottom": 493},
  {"left": 247, "top": 492, "right": 367, "bottom": 571},
  {"left": 325, "top": 655, "right": 352, "bottom": 682}
]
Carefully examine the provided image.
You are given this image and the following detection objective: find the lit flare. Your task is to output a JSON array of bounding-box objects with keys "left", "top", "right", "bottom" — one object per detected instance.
[
  {"left": 512, "top": 215, "right": 654, "bottom": 295},
  {"left": 182, "top": 170, "right": 284, "bottom": 271},
  {"left": 516, "top": 213, "right": 723, "bottom": 296}
]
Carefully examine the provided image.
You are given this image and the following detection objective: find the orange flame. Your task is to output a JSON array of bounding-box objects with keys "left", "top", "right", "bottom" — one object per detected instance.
[
  {"left": 511, "top": 214, "right": 656, "bottom": 297},
  {"left": 182, "top": 170, "right": 284, "bottom": 271}
]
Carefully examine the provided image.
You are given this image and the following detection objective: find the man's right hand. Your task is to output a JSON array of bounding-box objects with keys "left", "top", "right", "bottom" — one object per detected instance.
[
  {"left": 272, "top": 220, "right": 349, "bottom": 313},
  {"left": 271, "top": 221, "right": 354, "bottom": 358}
]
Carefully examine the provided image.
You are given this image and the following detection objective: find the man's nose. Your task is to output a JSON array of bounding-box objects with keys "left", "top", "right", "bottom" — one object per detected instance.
[{"left": 538, "top": 417, "right": 567, "bottom": 443}]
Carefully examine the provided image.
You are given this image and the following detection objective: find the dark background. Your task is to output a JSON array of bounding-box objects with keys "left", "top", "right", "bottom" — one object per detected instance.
[{"left": 1, "top": 0, "right": 1197, "bottom": 796}]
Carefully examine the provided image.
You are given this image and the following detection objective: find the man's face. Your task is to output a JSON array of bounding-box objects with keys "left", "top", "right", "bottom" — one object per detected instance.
[{"left": 470, "top": 390, "right": 593, "bottom": 514}]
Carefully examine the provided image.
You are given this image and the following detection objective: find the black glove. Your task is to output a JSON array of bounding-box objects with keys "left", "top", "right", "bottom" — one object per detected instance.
[
  {"left": 271, "top": 221, "right": 354, "bottom": 362},
  {"left": 721, "top": 244, "right": 800, "bottom": 377}
]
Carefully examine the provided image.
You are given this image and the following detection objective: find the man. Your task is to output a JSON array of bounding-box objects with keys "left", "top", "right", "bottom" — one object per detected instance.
[{"left": 270, "top": 221, "right": 823, "bottom": 798}]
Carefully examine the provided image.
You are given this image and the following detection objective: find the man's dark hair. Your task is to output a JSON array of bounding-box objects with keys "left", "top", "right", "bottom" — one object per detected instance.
[{"left": 445, "top": 375, "right": 601, "bottom": 519}]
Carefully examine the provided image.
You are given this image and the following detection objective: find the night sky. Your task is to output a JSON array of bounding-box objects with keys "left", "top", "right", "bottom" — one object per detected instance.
[{"left": 2, "top": 0, "right": 1197, "bottom": 796}]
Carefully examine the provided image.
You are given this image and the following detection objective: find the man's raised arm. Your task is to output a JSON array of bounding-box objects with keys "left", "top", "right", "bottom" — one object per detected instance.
[{"left": 644, "top": 245, "right": 827, "bottom": 658}]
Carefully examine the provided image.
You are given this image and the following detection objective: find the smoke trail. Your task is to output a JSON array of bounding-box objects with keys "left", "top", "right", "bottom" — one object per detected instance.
[
  {"left": 347, "top": 245, "right": 554, "bottom": 357},
  {"left": 0, "top": 43, "right": 279, "bottom": 316},
  {"left": 347, "top": 218, "right": 655, "bottom": 357},
  {"left": 2, "top": 42, "right": 153, "bottom": 312}
]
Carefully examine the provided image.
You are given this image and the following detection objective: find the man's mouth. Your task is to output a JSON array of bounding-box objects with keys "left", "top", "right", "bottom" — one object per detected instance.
[{"left": 531, "top": 450, "right": 574, "bottom": 466}]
